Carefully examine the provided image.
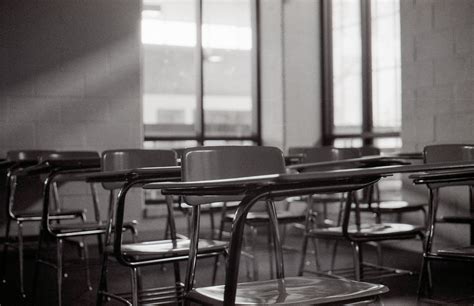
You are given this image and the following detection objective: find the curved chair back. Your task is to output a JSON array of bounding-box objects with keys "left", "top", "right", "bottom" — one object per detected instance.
[
  {"left": 40, "top": 151, "right": 100, "bottom": 162},
  {"left": 102, "top": 149, "right": 177, "bottom": 190},
  {"left": 424, "top": 144, "right": 474, "bottom": 164},
  {"left": 289, "top": 147, "right": 360, "bottom": 172},
  {"left": 7, "top": 150, "right": 56, "bottom": 162},
  {"left": 359, "top": 146, "right": 380, "bottom": 157},
  {"left": 289, "top": 147, "right": 360, "bottom": 162},
  {"left": 181, "top": 146, "right": 285, "bottom": 205}
]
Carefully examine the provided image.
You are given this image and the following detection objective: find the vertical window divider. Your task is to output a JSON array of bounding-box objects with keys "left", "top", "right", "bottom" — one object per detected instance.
[
  {"left": 195, "top": 0, "right": 205, "bottom": 145},
  {"left": 321, "top": 0, "right": 334, "bottom": 146},
  {"left": 251, "top": 0, "right": 262, "bottom": 145},
  {"left": 361, "top": 0, "right": 373, "bottom": 146}
]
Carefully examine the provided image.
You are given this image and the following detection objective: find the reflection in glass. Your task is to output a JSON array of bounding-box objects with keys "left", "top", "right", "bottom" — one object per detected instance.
[
  {"left": 371, "top": 0, "right": 401, "bottom": 133},
  {"left": 202, "top": 0, "right": 253, "bottom": 137},
  {"left": 332, "top": 0, "right": 363, "bottom": 134}
]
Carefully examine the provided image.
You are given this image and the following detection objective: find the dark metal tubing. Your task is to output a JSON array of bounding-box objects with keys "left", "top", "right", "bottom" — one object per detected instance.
[
  {"left": 321, "top": 0, "right": 334, "bottom": 146},
  {"left": 361, "top": 0, "right": 373, "bottom": 147},
  {"left": 195, "top": 0, "right": 204, "bottom": 145},
  {"left": 252, "top": 0, "right": 262, "bottom": 145}
]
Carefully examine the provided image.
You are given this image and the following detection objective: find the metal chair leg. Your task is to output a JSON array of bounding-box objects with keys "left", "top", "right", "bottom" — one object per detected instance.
[
  {"left": 57, "top": 238, "right": 64, "bottom": 306},
  {"left": 1, "top": 217, "right": 12, "bottom": 285},
  {"left": 310, "top": 238, "right": 321, "bottom": 271},
  {"left": 250, "top": 225, "right": 259, "bottom": 281},
  {"left": 416, "top": 256, "right": 427, "bottom": 298},
  {"left": 130, "top": 267, "right": 139, "bottom": 306},
  {"left": 351, "top": 242, "right": 363, "bottom": 281},
  {"left": 96, "top": 251, "right": 109, "bottom": 306},
  {"left": 297, "top": 234, "right": 309, "bottom": 276},
  {"left": 32, "top": 230, "right": 45, "bottom": 303},
  {"left": 330, "top": 240, "right": 340, "bottom": 273},
  {"left": 81, "top": 238, "right": 93, "bottom": 291},
  {"left": 266, "top": 224, "right": 274, "bottom": 279},
  {"left": 17, "top": 221, "right": 26, "bottom": 298}
]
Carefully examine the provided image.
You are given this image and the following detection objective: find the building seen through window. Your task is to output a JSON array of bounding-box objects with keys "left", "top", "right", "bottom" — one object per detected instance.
[{"left": 141, "top": 0, "right": 258, "bottom": 150}]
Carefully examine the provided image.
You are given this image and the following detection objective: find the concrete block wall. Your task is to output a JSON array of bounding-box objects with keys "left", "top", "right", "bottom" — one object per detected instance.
[
  {"left": 400, "top": 0, "right": 474, "bottom": 246},
  {"left": 401, "top": 0, "right": 474, "bottom": 151},
  {"left": 0, "top": 0, "right": 143, "bottom": 235}
]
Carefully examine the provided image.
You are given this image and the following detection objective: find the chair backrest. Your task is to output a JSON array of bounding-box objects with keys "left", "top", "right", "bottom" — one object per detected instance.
[
  {"left": 101, "top": 149, "right": 178, "bottom": 190},
  {"left": 7, "top": 150, "right": 56, "bottom": 162},
  {"left": 181, "top": 146, "right": 285, "bottom": 205},
  {"left": 359, "top": 146, "right": 381, "bottom": 157},
  {"left": 288, "top": 147, "right": 360, "bottom": 163},
  {"left": 424, "top": 144, "right": 474, "bottom": 164},
  {"left": 40, "top": 151, "right": 100, "bottom": 162},
  {"left": 288, "top": 147, "right": 360, "bottom": 172}
]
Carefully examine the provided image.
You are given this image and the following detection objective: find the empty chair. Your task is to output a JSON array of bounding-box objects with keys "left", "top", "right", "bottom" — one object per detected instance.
[
  {"left": 31, "top": 151, "right": 137, "bottom": 305},
  {"left": 357, "top": 146, "right": 427, "bottom": 225},
  {"left": 170, "top": 145, "right": 388, "bottom": 304},
  {"left": 296, "top": 147, "right": 425, "bottom": 280},
  {"left": 288, "top": 146, "right": 361, "bottom": 226},
  {"left": 0, "top": 150, "right": 86, "bottom": 299},
  {"left": 96, "top": 149, "right": 227, "bottom": 306},
  {"left": 417, "top": 144, "right": 474, "bottom": 300}
]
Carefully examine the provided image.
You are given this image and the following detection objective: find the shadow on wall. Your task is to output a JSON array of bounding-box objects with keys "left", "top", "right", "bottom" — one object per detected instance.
[{"left": 0, "top": 0, "right": 141, "bottom": 154}]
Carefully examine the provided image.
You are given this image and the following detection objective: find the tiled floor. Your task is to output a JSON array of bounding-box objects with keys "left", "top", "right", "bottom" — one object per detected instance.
[{"left": 1, "top": 224, "right": 473, "bottom": 305}]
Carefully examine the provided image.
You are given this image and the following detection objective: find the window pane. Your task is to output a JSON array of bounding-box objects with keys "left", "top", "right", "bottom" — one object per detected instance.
[
  {"left": 371, "top": 0, "right": 401, "bottom": 133},
  {"left": 373, "top": 137, "right": 401, "bottom": 151},
  {"left": 144, "top": 140, "right": 198, "bottom": 150},
  {"left": 142, "top": 0, "right": 197, "bottom": 138},
  {"left": 332, "top": 0, "right": 363, "bottom": 134},
  {"left": 202, "top": 0, "right": 254, "bottom": 137},
  {"left": 203, "top": 140, "right": 254, "bottom": 146},
  {"left": 333, "top": 138, "right": 363, "bottom": 148}
]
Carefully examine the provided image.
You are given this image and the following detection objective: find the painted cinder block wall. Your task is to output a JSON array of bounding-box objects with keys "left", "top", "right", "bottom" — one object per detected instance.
[
  {"left": 400, "top": 0, "right": 474, "bottom": 246},
  {"left": 0, "top": 0, "right": 143, "bottom": 234}
]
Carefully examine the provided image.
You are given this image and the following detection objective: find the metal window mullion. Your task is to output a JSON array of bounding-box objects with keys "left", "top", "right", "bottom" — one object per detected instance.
[
  {"left": 361, "top": 0, "right": 373, "bottom": 146},
  {"left": 195, "top": 0, "right": 205, "bottom": 145},
  {"left": 321, "top": 0, "right": 334, "bottom": 146},
  {"left": 251, "top": 0, "right": 262, "bottom": 145}
]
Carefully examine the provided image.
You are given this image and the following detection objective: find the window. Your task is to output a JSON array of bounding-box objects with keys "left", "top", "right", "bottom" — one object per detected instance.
[
  {"left": 322, "top": 0, "right": 401, "bottom": 150},
  {"left": 141, "top": 0, "right": 261, "bottom": 150}
]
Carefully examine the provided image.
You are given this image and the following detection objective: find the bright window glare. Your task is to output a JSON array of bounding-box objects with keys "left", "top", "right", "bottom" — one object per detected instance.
[{"left": 141, "top": 20, "right": 252, "bottom": 50}]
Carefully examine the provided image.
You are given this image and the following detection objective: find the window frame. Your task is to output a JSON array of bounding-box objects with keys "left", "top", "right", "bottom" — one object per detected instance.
[
  {"left": 321, "top": 0, "right": 400, "bottom": 147},
  {"left": 142, "top": 0, "right": 262, "bottom": 146}
]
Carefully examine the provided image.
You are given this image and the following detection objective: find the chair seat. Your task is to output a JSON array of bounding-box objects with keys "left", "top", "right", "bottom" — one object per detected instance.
[
  {"left": 50, "top": 221, "right": 137, "bottom": 236},
  {"left": 187, "top": 276, "right": 388, "bottom": 305},
  {"left": 356, "top": 200, "right": 426, "bottom": 213},
  {"left": 308, "top": 222, "right": 423, "bottom": 241},
  {"left": 14, "top": 209, "right": 85, "bottom": 222},
  {"left": 107, "top": 239, "right": 227, "bottom": 257},
  {"left": 224, "top": 210, "right": 306, "bottom": 224},
  {"left": 436, "top": 246, "right": 474, "bottom": 258}
]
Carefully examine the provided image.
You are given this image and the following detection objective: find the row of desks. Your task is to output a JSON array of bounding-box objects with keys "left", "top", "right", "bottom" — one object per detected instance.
[{"left": 12, "top": 153, "right": 474, "bottom": 303}]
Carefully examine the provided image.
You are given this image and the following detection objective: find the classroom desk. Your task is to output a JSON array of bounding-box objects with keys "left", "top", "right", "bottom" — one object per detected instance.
[
  {"left": 143, "top": 160, "right": 474, "bottom": 304},
  {"left": 85, "top": 166, "right": 182, "bottom": 268}
]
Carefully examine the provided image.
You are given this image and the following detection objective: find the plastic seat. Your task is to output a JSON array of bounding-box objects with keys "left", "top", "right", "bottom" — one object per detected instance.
[
  {"left": 0, "top": 150, "right": 86, "bottom": 299},
  {"left": 417, "top": 144, "right": 474, "bottom": 300},
  {"left": 177, "top": 146, "right": 388, "bottom": 305},
  {"left": 96, "top": 149, "right": 227, "bottom": 306},
  {"left": 31, "top": 151, "right": 137, "bottom": 306}
]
